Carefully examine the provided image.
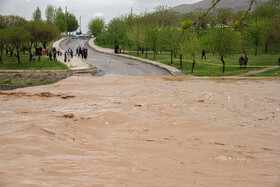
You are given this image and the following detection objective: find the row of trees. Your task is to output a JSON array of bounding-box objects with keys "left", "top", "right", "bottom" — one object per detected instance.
[
  {"left": 33, "top": 5, "right": 79, "bottom": 33},
  {"left": 0, "top": 5, "right": 80, "bottom": 64},
  {"left": 0, "top": 15, "right": 60, "bottom": 63},
  {"left": 88, "top": 0, "right": 280, "bottom": 73}
]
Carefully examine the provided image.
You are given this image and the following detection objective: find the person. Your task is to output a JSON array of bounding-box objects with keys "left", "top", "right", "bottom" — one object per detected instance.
[
  {"left": 239, "top": 56, "right": 244, "bottom": 68},
  {"left": 49, "top": 51, "right": 52, "bottom": 61},
  {"left": 76, "top": 47, "right": 78, "bottom": 56},
  {"left": 32, "top": 52, "right": 36, "bottom": 61},
  {"left": 53, "top": 47, "right": 56, "bottom": 54},
  {"left": 79, "top": 46, "right": 82, "bottom": 57},
  {"left": 81, "top": 48, "right": 84, "bottom": 59},
  {"left": 70, "top": 49, "right": 73, "bottom": 58},
  {"left": 84, "top": 49, "right": 88, "bottom": 59},
  {"left": 67, "top": 50, "right": 71, "bottom": 61},
  {"left": 53, "top": 51, "right": 57, "bottom": 61},
  {"left": 29, "top": 52, "right": 32, "bottom": 61},
  {"left": 278, "top": 57, "right": 280, "bottom": 66},
  {"left": 38, "top": 51, "right": 42, "bottom": 62},
  {"left": 58, "top": 49, "right": 60, "bottom": 56},
  {"left": 244, "top": 55, "right": 248, "bottom": 68},
  {"left": 119, "top": 45, "right": 122, "bottom": 53},
  {"left": 202, "top": 49, "right": 206, "bottom": 59},
  {"left": 115, "top": 45, "right": 119, "bottom": 54},
  {"left": 5, "top": 46, "right": 8, "bottom": 56},
  {"left": 64, "top": 51, "right": 67, "bottom": 62}
]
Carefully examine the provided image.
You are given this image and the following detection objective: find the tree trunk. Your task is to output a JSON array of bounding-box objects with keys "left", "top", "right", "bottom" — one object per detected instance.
[
  {"left": 191, "top": 58, "right": 196, "bottom": 73},
  {"left": 137, "top": 45, "right": 139, "bottom": 56},
  {"left": 9, "top": 48, "right": 13, "bottom": 57},
  {"left": 180, "top": 54, "right": 183, "bottom": 68},
  {"left": 16, "top": 47, "right": 20, "bottom": 64},
  {"left": 221, "top": 55, "right": 225, "bottom": 73},
  {"left": 0, "top": 46, "right": 3, "bottom": 64},
  {"left": 255, "top": 43, "right": 258, "bottom": 56},
  {"left": 265, "top": 42, "right": 268, "bottom": 53},
  {"left": 154, "top": 50, "right": 156, "bottom": 59},
  {"left": 171, "top": 50, "right": 173, "bottom": 64},
  {"left": 142, "top": 48, "right": 144, "bottom": 54}
]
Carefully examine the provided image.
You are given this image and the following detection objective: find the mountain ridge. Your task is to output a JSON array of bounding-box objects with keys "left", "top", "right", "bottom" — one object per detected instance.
[{"left": 172, "top": 0, "right": 269, "bottom": 13}]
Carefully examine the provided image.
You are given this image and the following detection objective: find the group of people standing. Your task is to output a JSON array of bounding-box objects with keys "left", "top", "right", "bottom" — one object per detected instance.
[
  {"left": 76, "top": 45, "right": 88, "bottom": 59},
  {"left": 64, "top": 48, "right": 73, "bottom": 62},
  {"left": 239, "top": 55, "right": 249, "bottom": 68},
  {"left": 47, "top": 47, "right": 61, "bottom": 61}
]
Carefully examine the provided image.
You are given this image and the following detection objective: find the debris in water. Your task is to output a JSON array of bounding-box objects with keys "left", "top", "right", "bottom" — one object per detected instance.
[{"left": 62, "top": 114, "right": 74, "bottom": 118}]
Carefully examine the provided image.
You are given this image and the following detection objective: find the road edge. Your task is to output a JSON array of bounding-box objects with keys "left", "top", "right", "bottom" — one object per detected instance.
[{"left": 87, "top": 38, "right": 184, "bottom": 76}]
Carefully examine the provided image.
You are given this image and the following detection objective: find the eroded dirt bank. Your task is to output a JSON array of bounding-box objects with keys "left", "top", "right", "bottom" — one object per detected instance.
[{"left": 0, "top": 75, "right": 279, "bottom": 186}]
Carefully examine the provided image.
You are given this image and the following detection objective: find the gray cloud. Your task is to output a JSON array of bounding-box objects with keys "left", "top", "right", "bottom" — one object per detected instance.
[{"left": 0, "top": 0, "right": 201, "bottom": 32}]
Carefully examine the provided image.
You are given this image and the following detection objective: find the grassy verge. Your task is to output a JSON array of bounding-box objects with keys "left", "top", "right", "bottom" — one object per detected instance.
[
  {"left": 247, "top": 67, "right": 280, "bottom": 77},
  {"left": 0, "top": 55, "right": 68, "bottom": 70},
  {"left": 124, "top": 52, "right": 279, "bottom": 76}
]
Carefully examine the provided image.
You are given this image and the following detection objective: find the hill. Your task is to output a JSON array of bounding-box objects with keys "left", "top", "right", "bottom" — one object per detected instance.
[{"left": 172, "top": 0, "right": 269, "bottom": 13}]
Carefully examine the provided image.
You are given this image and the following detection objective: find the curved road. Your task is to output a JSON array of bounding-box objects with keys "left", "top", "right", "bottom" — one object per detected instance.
[{"left": 60, "top": 38, "right": 171, "bottom": 76}]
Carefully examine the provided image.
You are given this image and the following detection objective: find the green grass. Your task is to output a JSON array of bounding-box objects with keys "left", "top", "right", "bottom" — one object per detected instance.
[
  {"left": 0, "top": 55, "right": 68, "bottom": 70},
  {"left": 248, "top": 67, "right": 280, "bottom": 77},
  {"left": 124, "top": 52, "right": 279, "bottom": 76}
]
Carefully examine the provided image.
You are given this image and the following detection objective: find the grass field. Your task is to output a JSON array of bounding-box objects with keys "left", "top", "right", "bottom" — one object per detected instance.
[
  {"left": 0, "top": 55, "right": 68, "bottom": 70},
  {"left": 125, "top": 52, "right": 279, "bottom": 76}
]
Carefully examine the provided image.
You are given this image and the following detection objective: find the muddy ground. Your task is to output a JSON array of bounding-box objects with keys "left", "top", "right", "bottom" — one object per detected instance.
[{"left": 0, "top": 75, "right": 279, "bottom": 186}]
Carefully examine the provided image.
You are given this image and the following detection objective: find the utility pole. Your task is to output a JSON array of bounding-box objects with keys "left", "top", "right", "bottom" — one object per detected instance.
[
  {"left": 80, "top": 16, "right": 81, "bottom": 34},
  {"left": 79, "top": 15, "right": 86, "bottom": 34},
  {"left": 131, "top": 7, "right": 133, "bottom": 16},
  {"left": 65, "top": 6, "right": 68, "bottom": 35}
]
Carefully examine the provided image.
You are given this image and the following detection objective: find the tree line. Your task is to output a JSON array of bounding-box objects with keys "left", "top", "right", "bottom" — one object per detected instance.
[
  {"left": 0, "top": 5, "right": 80, "bottom": 64},
  {"left": 88, "top": 0, "right": 280, "bottom": 73},
  {"left": 33, "top": 5, "right": 79, "bottom": 34}
]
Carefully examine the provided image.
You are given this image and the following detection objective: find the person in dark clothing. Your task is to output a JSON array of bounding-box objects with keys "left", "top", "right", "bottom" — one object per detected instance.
[
  {"left": 84, "top": 49, "right": 88, "bottom": 59},
  {"left": 6, "top": 46, "right": 8, "bottom": 56},
  {"left": 53, "top": 47, "right": 56, "bottom": 53},
  {"left": 76, "top": 47, "right": 78, "bottom": 56},
  {"left": 49, "top": 51, "right": 52, "bottom": 61},
  {"left": 239, "top": 56, "right": 244, "bottom": 68},
  {"left": 244, "top": 55, "right": 248, "bottom": 68},
  {"left": 81, "top": 48, "right": 84, "bottom": 59},
  {"left": 278, "top": 57, "right": 280, "bottom": 66},
  {"left": 70, "top": 49, "right": 73, "bottom": 58},
  {"left": 115, "top": 45, "right": 119, "bottom": 54},
  {"left": 38, "top": 51, "right": 42, "bottom": 62},
  {"left": 29, "top": 52, "right": 33, "bottom": 61},
  {"left": 53, "top": 51, "right": 57, "bottom": 61},
  {"left": 79, "top": 46, "right": 82, "bottom": 57},
  {"left": 201, "top": 49, "right": 206, "bottom": 59},
  {"left": 64, "top": 51, "right": 67, "bottom": 62}
]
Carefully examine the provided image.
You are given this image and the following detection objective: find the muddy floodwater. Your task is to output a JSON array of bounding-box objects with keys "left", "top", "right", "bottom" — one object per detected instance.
[{"left": 0, "top": 75, "right": 279, "bottom": 186}]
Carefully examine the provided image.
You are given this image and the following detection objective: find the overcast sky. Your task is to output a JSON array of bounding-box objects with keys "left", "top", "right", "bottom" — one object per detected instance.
[{"left": 0, "top": 0, "right": 201, "bottom": 33}]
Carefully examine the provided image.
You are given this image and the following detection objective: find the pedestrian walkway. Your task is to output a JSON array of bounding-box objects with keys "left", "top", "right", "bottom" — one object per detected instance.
[
  {"left": 87, "top": 38, "right": 184, "bottom": 76},
  {"left": 53, "top": 38, "right": 95, "bottom": 73}
]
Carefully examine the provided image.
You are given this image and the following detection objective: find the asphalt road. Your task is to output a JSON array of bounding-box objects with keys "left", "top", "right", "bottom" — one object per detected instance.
[{"left": 59, "top": 38, "right": 171, "bottom": 76}]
